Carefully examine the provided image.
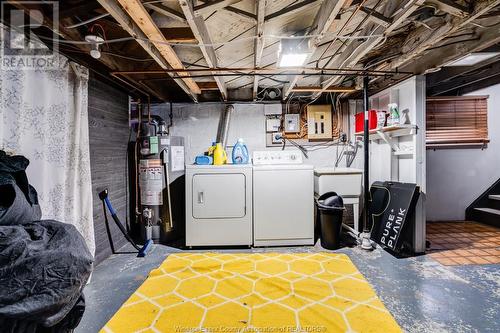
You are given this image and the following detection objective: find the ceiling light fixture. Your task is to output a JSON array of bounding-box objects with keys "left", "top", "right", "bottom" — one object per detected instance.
[
  {"left": 85, "top": 34, "right": 104, "bottom": 59},
  {"left": 444, "top": 52, "right": 500, "bottom": 67},
  {"left": 278, "top": 37, "right": 311, "bottom": 67}
]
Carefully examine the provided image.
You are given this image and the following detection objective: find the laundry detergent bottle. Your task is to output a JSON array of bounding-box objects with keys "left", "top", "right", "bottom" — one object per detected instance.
[
  {"left": 213, "top": 143, "right": 227, "bottom": 165},
  {"left": 232, "top": 138, "right": 249, "bottom": 164}
]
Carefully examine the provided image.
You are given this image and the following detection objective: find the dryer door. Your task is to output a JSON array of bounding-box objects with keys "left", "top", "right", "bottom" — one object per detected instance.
[{"left": 192, "top": 173, "right": 246, "bottom": 219}]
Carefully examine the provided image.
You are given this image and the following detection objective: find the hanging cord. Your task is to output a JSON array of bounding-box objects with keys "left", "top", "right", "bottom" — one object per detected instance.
[
  {"left": 167, "top": 102, "right": 173, "bottom": 135},
  {"left": 147, "top": 95, "right": 151, "bottom": 125}
]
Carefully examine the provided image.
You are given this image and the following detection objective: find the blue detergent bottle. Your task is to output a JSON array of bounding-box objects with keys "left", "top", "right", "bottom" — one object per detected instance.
[{"left": 232, "top": 138, "right": 249, "bottom": 164}]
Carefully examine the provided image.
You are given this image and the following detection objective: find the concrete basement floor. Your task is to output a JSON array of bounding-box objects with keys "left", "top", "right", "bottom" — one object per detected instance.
[{"left": 77, "top": 242, "right": 500, "bottom": 333}]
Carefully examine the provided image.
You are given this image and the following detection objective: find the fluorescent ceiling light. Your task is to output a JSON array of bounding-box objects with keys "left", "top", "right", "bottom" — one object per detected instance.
[
  {"left": 445, "top": 52, "right": 500, "bottom": 66},
  {"left": 279, "top": 53, "right": 308, "bottom": 67}
]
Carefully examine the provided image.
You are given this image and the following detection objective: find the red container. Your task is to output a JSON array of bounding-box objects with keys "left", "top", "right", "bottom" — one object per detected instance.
[{"left": 355, "top": 110, "right": 378, "bottom": 133}]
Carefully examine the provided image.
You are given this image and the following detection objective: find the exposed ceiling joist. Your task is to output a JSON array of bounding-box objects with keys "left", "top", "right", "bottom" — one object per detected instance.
[
  {"left": 143, "top": 3, "right": 187, "bottom": 23},
  {"left": 265, "top": 0, "right": 318, "bottom": 22},
  {"left": 97, "top": 0, "right": 200, "bottom": 101},
  {"left": 315, "top": 0, "right": 425, "bottom": 98},
  {"left": 378, "top": 22, "right": 500, "bottom": 94},
  {"left": 427, "top": 55, "right": 500, "bottom": 89},
  {"left": 426, "top": 0, "right": 471, "bottom": 17},
  {"left": 282, "top": 0, "right": 349, "bottom": 99},
  {"left": 179, "top": 0, "right": 227, "bottom": 100},
  {"left": 360, "top": 6, "right": 392, "bottom": 27},
  {"left": 197, "top": 0, "right": 256, "bottom": 22},
  {"left": 253, "top": 0, "right": 266, "bottom": 100},
  {"left": 225, "top": 6, "right": 257, "bottom": 22},
  {"left": 194, "top": 0, "right": 244, "bottom": 17},
  {"left": 197, "top": 81, "right": 220, "bottom": 90},
  {"left": 59, "top": 2, "right": 101, "bottom": 18},
  {"left": 428, "top": 59, "right": 500, "bottom": 95},
  {"left": 380, "top": 0, "right": 500, "bottom": 72},
  {"left": 292, "top": 86, "right": 357, "bottom": 92},
  {"left": 160, "top": 27, "right": 197, "bottom": 43}
]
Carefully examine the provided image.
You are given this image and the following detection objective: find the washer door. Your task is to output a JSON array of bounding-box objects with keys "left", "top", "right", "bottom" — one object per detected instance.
[{"left": 192, "top": 173, "right": 246, "bottom": 219}]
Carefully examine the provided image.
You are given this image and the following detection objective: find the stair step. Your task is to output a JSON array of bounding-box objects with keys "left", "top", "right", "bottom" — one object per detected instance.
[
  {"left": 474, "top": 207, "right": 500, "bottom": 215},
  {"left": 489, "top": 194, "right": 500, "bottom": 201}
]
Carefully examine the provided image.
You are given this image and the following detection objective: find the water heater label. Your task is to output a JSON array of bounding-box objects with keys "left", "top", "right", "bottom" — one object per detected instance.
[{"left": 139, "top": 159, "right": 163, "bottom": 205}]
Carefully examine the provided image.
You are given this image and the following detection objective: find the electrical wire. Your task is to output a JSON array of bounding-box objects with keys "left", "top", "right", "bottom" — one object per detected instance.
[
  {"left": 38, "top": 32, "right": 385, "bottom": 48},
  {"left": 65, "top": 13, "right": 111, "bottom": 29}
]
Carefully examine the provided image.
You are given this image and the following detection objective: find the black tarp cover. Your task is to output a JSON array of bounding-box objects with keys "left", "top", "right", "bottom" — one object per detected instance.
[{"left": 0, "top": 151, "right": 93, "bottom": 330}]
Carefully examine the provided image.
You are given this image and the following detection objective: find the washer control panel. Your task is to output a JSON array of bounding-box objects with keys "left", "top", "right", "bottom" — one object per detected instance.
[{"left": 252, "top": 150, "right": 303, "bottom": 165}]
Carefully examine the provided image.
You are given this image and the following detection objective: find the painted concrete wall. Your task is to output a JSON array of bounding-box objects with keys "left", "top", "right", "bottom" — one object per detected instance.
[
  {"left": 426, "top": 83, "right": 500, "bottom": 221},
  {"left": 151, "top": 103, "right": 354, "bottom": 169}
]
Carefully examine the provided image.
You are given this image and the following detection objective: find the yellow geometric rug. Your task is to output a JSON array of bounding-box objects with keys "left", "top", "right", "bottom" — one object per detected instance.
[{"left": 101, "top": 253, "right": 401, "bottom": 333}]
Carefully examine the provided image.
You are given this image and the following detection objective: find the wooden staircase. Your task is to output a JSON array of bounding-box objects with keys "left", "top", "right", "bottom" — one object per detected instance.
[{"left": 466, "top": 180, "right": 500, "bottom": 228}]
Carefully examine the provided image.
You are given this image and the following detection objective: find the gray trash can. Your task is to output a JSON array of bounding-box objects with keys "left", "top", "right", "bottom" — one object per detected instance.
[{"left": 316, "top": 192, "right": 345, "bottom": 250}]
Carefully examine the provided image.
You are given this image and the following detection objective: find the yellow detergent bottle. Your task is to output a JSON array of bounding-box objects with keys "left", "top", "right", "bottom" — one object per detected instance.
[{"left": 213, "top": 143, "right": 227, "bottom": 165}]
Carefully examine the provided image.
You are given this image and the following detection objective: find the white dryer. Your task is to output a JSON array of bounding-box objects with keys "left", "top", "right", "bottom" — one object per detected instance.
[
  {"left": 253, "top": 150, "right": 314, "bottom": 246},
  {"left": 185, "top": 164, "right": 253, "bottom": 247}
]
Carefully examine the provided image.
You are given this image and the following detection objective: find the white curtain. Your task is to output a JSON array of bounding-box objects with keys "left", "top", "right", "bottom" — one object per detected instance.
[{"left": 0, "top": 54, "right": 95, "bottom": 257}]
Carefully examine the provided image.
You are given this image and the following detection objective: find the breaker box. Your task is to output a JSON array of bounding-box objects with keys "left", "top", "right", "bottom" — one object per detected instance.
[
  {"left": 307, "top": 105, "right": 332, "bottom": 140},
  {"left": 284, "top": 114, "right": 300, "bottom": 133}
]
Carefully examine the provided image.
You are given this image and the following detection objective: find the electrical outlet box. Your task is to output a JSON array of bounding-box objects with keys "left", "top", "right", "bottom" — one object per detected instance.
[
  {"left": 307, "top": 105, "right": 332, "bottom": 140},
  {"left": 271, "top": 132, "right": 283, "bottom": 144},
  {"left": 284, "top": 114, "right": 300, "bottom": 133},
  {"left": 266, "top": 118, "right": 281, "bottom": 132}
]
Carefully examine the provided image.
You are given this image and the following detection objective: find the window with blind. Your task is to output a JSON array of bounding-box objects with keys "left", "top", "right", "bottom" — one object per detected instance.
[{"left": 426, "top": 96, "right": 489, "bottom": 149}]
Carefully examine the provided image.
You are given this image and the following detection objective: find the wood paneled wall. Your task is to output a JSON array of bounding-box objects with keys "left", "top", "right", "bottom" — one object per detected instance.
[{"left": 88, "top": 76, "right": 130, "bottom": 264}]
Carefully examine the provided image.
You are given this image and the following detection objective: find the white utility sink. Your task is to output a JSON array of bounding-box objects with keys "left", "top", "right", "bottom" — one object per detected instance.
[
  {"left": 314, "top": 167, "right": 362, "bottom": 196},
  {"left": 314, "top": 167, "right": 363, "bottom": 233}
]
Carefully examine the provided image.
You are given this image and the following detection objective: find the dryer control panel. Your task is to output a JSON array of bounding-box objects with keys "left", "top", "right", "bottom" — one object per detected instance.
[{"left": 253, "top": 150, "right": 303, "bottom": 165}]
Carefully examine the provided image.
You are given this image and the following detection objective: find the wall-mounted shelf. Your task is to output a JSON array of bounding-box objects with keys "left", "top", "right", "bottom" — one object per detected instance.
[
  {"left": 355, "top": 124, "right": 417, "bottom": 140},
  {"left": 356, "top": 124, "right": 418, "bottom": 155},
  {"left": 393, "top": 150, "right": 414, "bottom": 156}
]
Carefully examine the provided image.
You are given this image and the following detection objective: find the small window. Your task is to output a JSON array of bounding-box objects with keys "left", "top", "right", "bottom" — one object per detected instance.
[{"left": 426, "top": 96, "right": 489, "bottom": 149}]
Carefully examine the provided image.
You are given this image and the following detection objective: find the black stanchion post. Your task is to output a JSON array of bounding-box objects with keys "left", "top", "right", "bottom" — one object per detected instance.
[{"left": 361, "top": 76, "right": 373, "bottom": 250}]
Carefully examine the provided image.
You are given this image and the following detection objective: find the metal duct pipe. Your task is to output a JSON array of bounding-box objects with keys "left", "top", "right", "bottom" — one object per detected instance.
[{"left": 216, "top": 104, "right": 234, "bottom": 149}]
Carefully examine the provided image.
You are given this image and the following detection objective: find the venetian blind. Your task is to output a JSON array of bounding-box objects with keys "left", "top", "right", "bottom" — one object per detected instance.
[{"left": 426, "top": 96, "right": 489, "bottom": 148}]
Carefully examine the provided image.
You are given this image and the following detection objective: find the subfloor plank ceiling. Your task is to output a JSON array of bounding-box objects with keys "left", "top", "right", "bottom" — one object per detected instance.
[{"left": 5, "top": 0, "right": 500, "bottom": 102}]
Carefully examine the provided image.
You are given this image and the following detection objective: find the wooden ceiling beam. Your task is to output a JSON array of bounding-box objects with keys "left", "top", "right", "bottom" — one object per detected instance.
[
  {"left": 360, "top": 6, "right": 392, "bottom": 28},
  {"left": 225, "top": 7, "right": 257, "bottom": 22},
  {"left": 197, "top": 81, "right": 220, "bottom": 90},
  {"left": 160, "top": 27, "right": 197, "bottom": 43},
  {"left": 265, "top": 0, "right": 319, "bottom": 21},
  {"left": 98, "top": 0, "right": 200, "bottom": 101},
  {"left": 197, "top": 0, "right": 256, "bottom": 22},
  {"left": 371, "top": 22, "right": 500, "bottom": 94},
  {"left": 292, "top": 86, "right": 357, "bottom": 92},
  {"left": 315, "top": 0, "right": 425, "bottom": 98},
  {"left": 179, "top": 0, "right": 227, "bottom": 100},
  {"left": 253, "top": 0, "right": 266, "bottom": 100},
  {"left": 194, "top": 0, "right": 244, "bottom": 17},
  {"left": 143, "top": 3, "right": 187, "bottom": 23},
  {"left": 59, "top": 2, "right": 101, "bottom": 19},
  {"left": 426, "top": 0, "right": 471, "bottom": 17},
  {"left": 428, "top": 59, "right": 500, "bottom": 96},
  {"left": 282, "top": 0, "right": 349, "bottom": 99}
]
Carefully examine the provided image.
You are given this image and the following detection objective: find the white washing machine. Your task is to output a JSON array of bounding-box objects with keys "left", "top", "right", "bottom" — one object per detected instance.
[
  {"left": 185, "top": 164, "right": 253, "bottom": 247},
  {"left": 253, "top": 150, "right": 314, "bottom": 246}
]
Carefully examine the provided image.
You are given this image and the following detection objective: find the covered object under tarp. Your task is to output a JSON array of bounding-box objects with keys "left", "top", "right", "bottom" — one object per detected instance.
[{"left": 0, "top": 151, "right": 93, "bottom": 332}]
